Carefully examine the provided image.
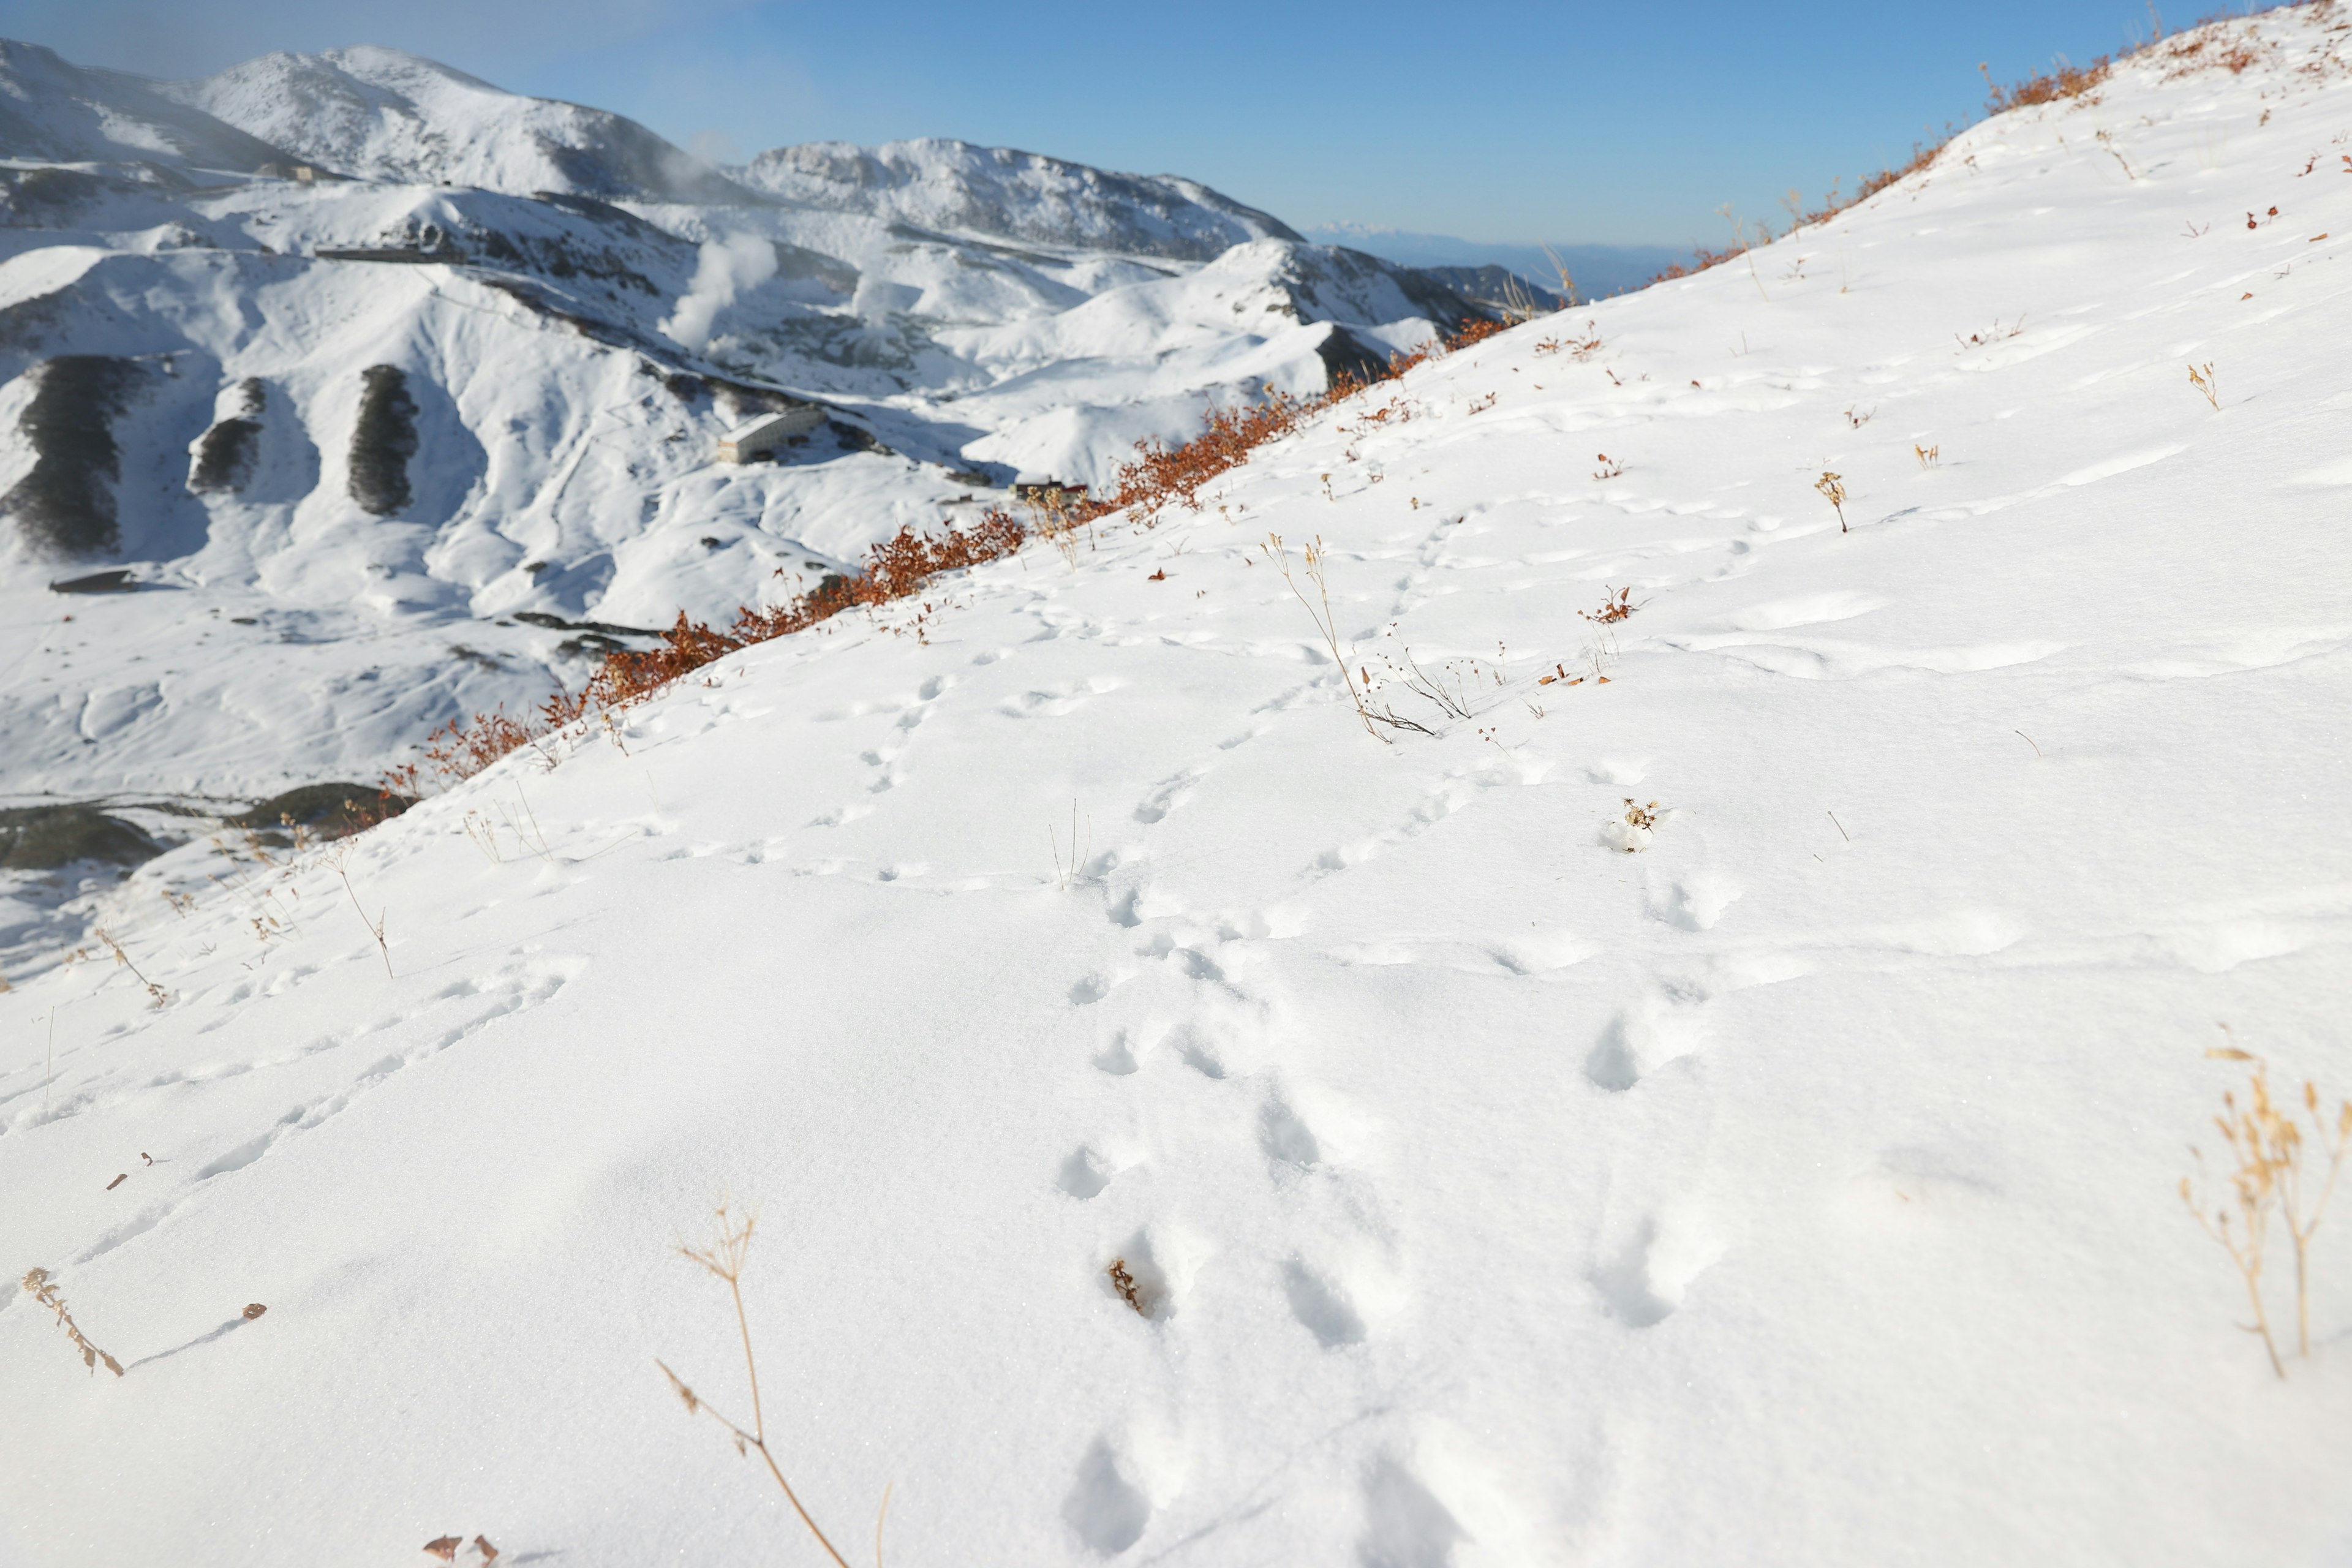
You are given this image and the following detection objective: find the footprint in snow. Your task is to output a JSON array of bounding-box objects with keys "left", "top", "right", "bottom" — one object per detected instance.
[
  {"left": 1590, "top": 1210, "right": 1723, "bottom": 1329},
  {"left": 1063, "top": 1438, "right": 1151, "bottom": 1555}
]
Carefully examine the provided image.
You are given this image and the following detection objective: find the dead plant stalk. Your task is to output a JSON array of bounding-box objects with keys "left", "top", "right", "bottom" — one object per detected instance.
[
  {"left": 21, "top": 1268, "right": 123, "bottom": 1377},
  {"left": 1267, "top": 533, "right": 1387, "bottom": 743},
  {"left": 2184, "top": 1038, "right": 2352, "bottom": 1374},
  {"left": 657, "top": 1204, "right": 886, "bottom": 1568},
  {"left": 322, "top": 841, "right": 392, "bottom": 980}
]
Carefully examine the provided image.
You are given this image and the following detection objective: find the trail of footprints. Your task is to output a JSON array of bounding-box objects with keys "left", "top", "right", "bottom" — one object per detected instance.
[
  {"left": 1041, "top": 675, "right": 1778, "bottom": 1549},
  {"left": 1047, "top": 696, "right": 1631, "bottom": 1555},
  {"left": 17, "top": 958, "right": 581, "bottom": 1267}
]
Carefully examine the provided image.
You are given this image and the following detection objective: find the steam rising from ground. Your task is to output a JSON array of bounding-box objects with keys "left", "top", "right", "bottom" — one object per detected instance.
[{"left": 661, "top": 232, "right": 777, "bottom": 350}]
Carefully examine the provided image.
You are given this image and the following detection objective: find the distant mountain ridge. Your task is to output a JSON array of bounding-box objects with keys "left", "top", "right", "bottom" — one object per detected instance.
[
  {"left": 734, "top": 139, "right": 1302, "bottom": 262},
  {"left": 0, "top": 39, "right": 290, "bottom": 172},
  {"left": 1300, "top": 223, "right": 1684, "bottom": 300}
]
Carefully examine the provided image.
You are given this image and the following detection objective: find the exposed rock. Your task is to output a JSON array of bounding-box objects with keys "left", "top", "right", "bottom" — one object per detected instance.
[
  {"left": 228, "top": 782, "right": 413, "bottom": 838},
  {"left": 0, "top": 804, "right": 161, "bottom": 870}
]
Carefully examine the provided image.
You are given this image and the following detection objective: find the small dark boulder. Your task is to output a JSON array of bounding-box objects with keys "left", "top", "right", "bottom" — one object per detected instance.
[{"left": 0, "top": 805, "right": 162, "bottom": 871}]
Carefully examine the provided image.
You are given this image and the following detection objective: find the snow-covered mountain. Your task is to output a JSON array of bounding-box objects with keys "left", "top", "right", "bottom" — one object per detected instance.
[
  {"left": 0, "top": 40, "right": 288, "bottom": 172},
  {"left": 155, "top": 47, "right": 752, "bottom": 204},
  {"left": 2, "top": 10, "right": 2348, "bottom": 1564},
  {"left": 735, "top": 138, "right": 1300, "bottom": 260},
  {"left": 0, "top": 40, "right": 1499, "bottom": 810}
]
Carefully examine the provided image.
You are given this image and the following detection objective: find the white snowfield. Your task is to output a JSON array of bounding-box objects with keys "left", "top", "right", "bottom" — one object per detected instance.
[{"left": 5, "top": 10, "right": 2352, "bottom": 1566}]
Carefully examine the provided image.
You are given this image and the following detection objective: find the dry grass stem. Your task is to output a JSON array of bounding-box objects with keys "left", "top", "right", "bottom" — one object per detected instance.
[
  {"left": 321, "top": 839, "right": 393, "bottom": 979},
  {"left": 1050, "top": 801, "right": 1090, "bottom": 891},
  {"left": 21, "top": 1268, "right": 124, "bottom": 1377},
  {"left": 658, "top": 1202, "right": 884, "bottom": 1568},
  {"left": 1815, "top": 470, "right": 1849, "bottom": 532},
  {"left": 95, "top": 928, "right": 167, "bottom": 1007},
  {"left": 1266, "top": 533, "right": 1398, "bottom": 743},
  {"left": 2188, "top": 361, "right": 2220, "bottom": 409},
  {"left": 2184, "top": 1034, "right": 2352, "bottom": 1374}
]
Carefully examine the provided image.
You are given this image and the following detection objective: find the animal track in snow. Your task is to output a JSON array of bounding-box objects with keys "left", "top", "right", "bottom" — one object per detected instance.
[
  {"left": 1664, "top": 632, "right": 2067, "bottom": 679},
  {"left": 1057, "top": 1147, "right": 1112, "bottom": 1199},
  {"left": 1282, "top": 1258, "right": 1367, "bottom": 1348},
  {"left": 1101, "top": 1229, "right": 1175, "bottom": 1319},
  {"left": 1132, "top": 768, "right": 1202, "bottom": 824},
  {"left": 998, "top": 676, "right": 1123, "bottom": 718},
  {"left": 1360, "top": 1456, "right": 1467, "bottom": 1567},
  {"left": 63, "top": 959, "right": 579, "bottom": 1256},
  {"left": 1584, "top": 981, "right": 1709, "bottom": 1091},
  {"left": 1651, "top": 872, "right": 1741, "bottom": 932},
  {"left": 1589, "top": 1210, "right": 1723, "bottom": 1328},
  {"left": 1091, "top": 1030, "right": 1140, "bottom": 1075},
  {"left": 1327, "top": 930, "right": 1594, "bottom": 976},
  {"left": 1063, "top": 1438, "right": 1152, "bottom": 1555},
  {"left": 1257, "top": 1093, "right": 1322, "bottom": 1169},
  {"left": 1303, "top": 775, "right": 1487, "bottom": 881}
]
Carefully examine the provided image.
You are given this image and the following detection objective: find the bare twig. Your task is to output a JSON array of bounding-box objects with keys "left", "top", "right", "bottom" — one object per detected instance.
[
  {"left": 1267, "top": 533, "right": 1387, "bottom": 744},
  {"left": 95, "top": 929, "right": 167, "bottom": 1008},
  {"left": 658, "top": 1202, "right": 883, "bottom": 1568},
  {"left": 321, "top": 840, "right": 392, "bottom": 980}
]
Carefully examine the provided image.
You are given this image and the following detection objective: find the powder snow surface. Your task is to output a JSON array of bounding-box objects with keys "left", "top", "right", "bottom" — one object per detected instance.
[{"left": 4, "top": 12, "right": 2352, "bottom": 1566}]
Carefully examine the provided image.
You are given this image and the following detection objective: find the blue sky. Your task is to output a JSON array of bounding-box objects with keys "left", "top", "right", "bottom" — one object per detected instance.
[{"left": 18, "top": 0, "right": 2180, "bottom": 246}]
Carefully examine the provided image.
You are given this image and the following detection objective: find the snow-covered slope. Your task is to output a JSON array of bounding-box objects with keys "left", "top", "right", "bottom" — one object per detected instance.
[
  {"left": 0, "top": 43, "right": 1492, "bottom": 803},
  {"left": 3, "top": 10, "right": 2349, "bottom": 1566},
  {"left": 736, "top": 138, "right": 1302, "bottom": 260}
]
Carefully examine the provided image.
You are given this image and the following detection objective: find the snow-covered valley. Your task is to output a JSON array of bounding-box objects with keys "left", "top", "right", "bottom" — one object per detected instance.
[{"left": 4, "top": 7, "right": 2352, "bottom": 1566}]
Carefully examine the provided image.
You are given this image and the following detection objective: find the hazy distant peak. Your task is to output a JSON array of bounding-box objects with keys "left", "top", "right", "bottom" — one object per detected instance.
[
  {"left": 156, "top": 44, "right": 746, "bottom": 203},
  {"left": 0, "top": 37, "right": 293, "bottom": 172},
  {"left": 735, "top": 137, "right": 1301, "bottom": 261}
]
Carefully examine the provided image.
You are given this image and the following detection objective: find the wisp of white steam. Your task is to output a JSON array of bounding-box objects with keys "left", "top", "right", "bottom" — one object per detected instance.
[{"left": 662, "top": 233, "right": 777, "bottom": 351}]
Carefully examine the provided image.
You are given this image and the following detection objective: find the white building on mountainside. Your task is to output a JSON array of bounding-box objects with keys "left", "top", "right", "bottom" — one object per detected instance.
[{"left": 716, "top": 406, "right": 824, "bottom": 462}]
